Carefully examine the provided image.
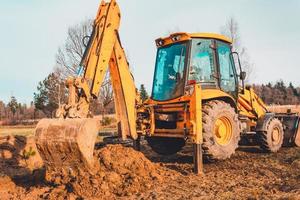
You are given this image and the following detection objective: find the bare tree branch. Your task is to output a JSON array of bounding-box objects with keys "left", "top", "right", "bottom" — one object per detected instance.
[
  {"left": 55, "top": 19, "right": 114, "bottom": 114},
  {"left": 56, "top": 19, "right": 93, "bottom": 78},
  {"left": 220, "top": 17, "right": 254, "bottom": 82}
]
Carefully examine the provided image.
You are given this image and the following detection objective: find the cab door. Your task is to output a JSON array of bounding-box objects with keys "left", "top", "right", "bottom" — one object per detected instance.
[{"left": 216, "top": 41, "right": 238, "bottom": 97}]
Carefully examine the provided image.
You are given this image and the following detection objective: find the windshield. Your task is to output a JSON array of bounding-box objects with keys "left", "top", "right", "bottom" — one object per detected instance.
[
  {"left": 188, "top": 39, "right": 216, "bottom": 83},
  {"left": 152, "top": 42, "right": 187, "bottom": 101}
]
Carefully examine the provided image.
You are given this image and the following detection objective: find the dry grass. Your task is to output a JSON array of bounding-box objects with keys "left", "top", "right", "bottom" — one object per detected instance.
[
  {"left": 0, "top": 124, "right": 116, "bottom": 139},
  {"left": 0, "top": 126, "right": 35, "bottom": 137},
  {"left": 268, "top": 105, "right": 300, "bottom": 114}
]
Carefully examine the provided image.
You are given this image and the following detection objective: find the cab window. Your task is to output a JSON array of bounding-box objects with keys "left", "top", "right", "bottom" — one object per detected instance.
[
  {"left": 217, "top": 41, "right": 237, "bottom": 95},
  {"left": 189, "top": 39, "right": 216, "bottom": 83},
  {"left": 152, "top": 42, "right": 187, "bottom": 101}
]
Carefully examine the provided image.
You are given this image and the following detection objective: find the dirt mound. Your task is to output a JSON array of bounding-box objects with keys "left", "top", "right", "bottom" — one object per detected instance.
[
  {"left": 1, "top": 138, "right": 300, "bottom": 199},
  {"left": 0, "top": 135, "right": 44, "bottom": 183},
  {"left": 0, "top": 173, "right": 17, "bottom": 191},
  {"left": 0, "top": 173, "right": 50, "bottom": 200},
  {"left": 0, "top": 174, "right": 20, "bottom": 200},
  {"left": 43, "top": 145, "right": 166, "bottom": 199}
]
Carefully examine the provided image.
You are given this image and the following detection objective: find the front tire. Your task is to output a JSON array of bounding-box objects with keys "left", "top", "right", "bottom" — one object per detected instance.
[
  {"left": 257, "top": 118, "right": 284, "bottom": 152},
  {"left": 202, "top": 100, "right": 240, "bottom": 160}
]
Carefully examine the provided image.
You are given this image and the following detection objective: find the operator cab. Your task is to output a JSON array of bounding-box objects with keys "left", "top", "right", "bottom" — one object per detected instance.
[{"left": 151, "top": 32, "right": 239, "bottom": 101}]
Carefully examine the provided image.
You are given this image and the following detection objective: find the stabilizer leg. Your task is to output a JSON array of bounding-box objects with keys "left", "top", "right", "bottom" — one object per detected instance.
[{"left": 193, "top": 143, "right": 203, "bottom": 175}]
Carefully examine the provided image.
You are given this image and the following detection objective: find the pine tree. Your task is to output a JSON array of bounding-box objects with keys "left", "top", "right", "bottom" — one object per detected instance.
[
  {"left": 266, "top": 82, "right": 272, "bottom": 88},
  {"left": 289, "top": 82, "right": 299, "bottom": 97},
  {"left": 34, "top": 72, "right": 66, "bottom": 117},
  {"left": 139, "top": 84, "right": 149, "bottom": 102},
  {"left": 8, "top": 96, "right": 18, "bottom": 118}
]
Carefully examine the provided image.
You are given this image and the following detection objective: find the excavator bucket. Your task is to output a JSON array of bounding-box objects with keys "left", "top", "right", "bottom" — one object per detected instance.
[{"left": 35, "top": 118, "right": 99, "bottom": 175}]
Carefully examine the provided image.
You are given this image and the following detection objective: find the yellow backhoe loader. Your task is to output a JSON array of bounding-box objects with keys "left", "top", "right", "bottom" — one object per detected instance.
[{"left": 35, "top": 0, "right": 300, "bottom": 175}]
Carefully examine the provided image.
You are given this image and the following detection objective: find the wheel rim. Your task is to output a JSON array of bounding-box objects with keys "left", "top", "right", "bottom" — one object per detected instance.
[
  {"left": 214, "top": 116, "right": 233, "bottom": 145},
  {"left": 271, "top": 127, "right": 281, "bottom": 145}
]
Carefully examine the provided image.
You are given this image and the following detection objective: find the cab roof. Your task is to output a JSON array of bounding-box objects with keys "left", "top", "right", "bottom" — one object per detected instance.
[{"left": 155, "top": 32, "right": 232, "bottom": 47}]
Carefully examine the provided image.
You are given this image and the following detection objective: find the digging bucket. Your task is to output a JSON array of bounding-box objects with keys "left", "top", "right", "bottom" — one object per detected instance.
[{"left": 35, "top": 118, "right": 99, "bottom": 174}]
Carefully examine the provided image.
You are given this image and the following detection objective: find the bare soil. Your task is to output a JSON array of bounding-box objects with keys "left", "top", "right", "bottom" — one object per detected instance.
[{"left": 0, "top": 136, "right": 300, "bottom": 200}]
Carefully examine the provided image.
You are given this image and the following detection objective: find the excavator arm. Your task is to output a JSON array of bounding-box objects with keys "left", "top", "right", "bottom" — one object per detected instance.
[
  {"left": 57, "top": 0, "right": 137, "bottom": 139},
  {"left": 35, "top": 0, "right": 138, "bottom": 177}
]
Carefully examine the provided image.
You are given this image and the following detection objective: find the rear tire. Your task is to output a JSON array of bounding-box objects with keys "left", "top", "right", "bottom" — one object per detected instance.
[
  {"left": 257, "top": 118, "right": 284, "bottom": 152},
  {"left": 146, "top": 137, "right": 186, "bottom": 155},
  {"left": 202, "top": 100, "right": 240, "bottom": 160}
]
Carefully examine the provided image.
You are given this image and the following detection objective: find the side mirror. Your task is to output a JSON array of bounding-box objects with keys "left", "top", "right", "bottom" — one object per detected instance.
[{"left": 240, "top": 71, "right": 246, "bottom": 81}]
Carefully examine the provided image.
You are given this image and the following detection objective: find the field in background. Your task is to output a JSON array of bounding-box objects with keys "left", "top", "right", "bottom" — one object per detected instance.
[
  {"left": 0, "top": 125, "right": 35, "bottom": 137},
  {"left": 0, "top": 117, "right": 117, "bottom": 138},
  {"left": 268, "top": 105, "right": 300, "bottom": 114},
  {"left": 1, "top": 107, "right": 300, "bottom": 137}
]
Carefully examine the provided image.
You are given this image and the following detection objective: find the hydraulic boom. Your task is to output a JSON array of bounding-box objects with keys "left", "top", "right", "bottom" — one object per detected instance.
[{"left": 35, "top": 0, "right": 138, "bottom": 176}]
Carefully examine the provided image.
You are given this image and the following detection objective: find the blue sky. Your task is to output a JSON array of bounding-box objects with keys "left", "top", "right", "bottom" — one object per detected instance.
[{"left": 0, "top": 0, "right": 299, "bottom": 104}]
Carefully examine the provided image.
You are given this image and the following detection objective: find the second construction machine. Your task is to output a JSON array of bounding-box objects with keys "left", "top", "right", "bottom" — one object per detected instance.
[{"left": 35, "top": 0, "right": 300, "bottom": 174}]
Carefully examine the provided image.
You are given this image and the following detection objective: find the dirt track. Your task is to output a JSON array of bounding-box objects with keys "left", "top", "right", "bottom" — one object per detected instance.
[{"left": 0, "top": 136, "right": 300, "bottom": 200}]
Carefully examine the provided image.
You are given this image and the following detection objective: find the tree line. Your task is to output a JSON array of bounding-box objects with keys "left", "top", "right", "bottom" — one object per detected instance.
[
  {"left": 0, "top": 97, "right": 45, "bottom": 125},
  {"left": 253, "top": 81, "right": 300, "bottom": 105}
]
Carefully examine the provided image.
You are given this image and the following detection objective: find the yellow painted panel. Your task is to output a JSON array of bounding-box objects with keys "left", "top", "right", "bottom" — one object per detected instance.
[
  {"left": 190, "top": 33, "right": 232, "bottom": 43},
  {"left": 238, "top": 87, "right": 267, "bottom": 119},
  {"left": 201, "top": 89, "right": 236, "bottom": 102},
  {"left": 109, "top": 36, "right": 137, "bottom": 140},
  {"left": 190, "top": 84, "right": 203, "bottom": 144},
  {"left": 156, "top": 32, "right": 232, "bottom": 47}
]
